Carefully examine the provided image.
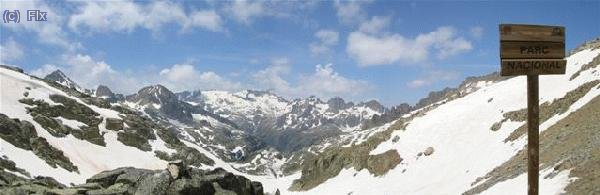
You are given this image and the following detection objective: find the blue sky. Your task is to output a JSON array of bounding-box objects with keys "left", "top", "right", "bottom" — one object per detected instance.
[{"left": 1, "top": 0, "right": 599, "bottom": 106}]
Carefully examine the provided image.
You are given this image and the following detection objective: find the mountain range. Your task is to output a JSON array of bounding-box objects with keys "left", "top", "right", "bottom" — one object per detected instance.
[{"left": 0, "top": 37, "right": 599, "bottom": 194}]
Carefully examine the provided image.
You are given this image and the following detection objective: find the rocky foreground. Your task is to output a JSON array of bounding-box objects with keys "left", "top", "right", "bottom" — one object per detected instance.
[{"left": 0, "top": 161, "right": 264, "bottom": 195}]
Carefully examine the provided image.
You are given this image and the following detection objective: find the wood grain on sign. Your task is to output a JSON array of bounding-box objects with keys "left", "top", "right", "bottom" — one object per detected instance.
[
  {"left": 501, "top": 59, "right": 566, "bottom": 76},
  {"left": 500, "top": 24, "right": 565, "bottom": 43},
  {"left": 500, "top": 41, "right": 565, "bottom": 59}
]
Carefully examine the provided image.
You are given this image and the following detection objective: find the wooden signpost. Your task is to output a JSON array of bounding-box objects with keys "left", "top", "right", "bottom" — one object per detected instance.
[{"left": 499, "top": 24, "right": 566, "bottom": 195}]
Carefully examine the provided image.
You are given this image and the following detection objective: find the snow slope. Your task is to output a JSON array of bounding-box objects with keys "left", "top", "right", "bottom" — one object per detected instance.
[{"left": 282, "top": 48, "right": 600, "bottom": 194}]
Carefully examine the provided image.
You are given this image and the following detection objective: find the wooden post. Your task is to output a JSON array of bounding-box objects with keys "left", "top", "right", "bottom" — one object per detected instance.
[
  {"left": 500, "top": 24, "right": 566, "bottom": 195},
  {"left": 527, "top": 75, "right": 539, "bottom": 195}
]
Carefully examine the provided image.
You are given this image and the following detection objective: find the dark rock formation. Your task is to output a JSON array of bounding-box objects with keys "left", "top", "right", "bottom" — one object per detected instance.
[{"left": 105, "top": 118, "right": 124, "bottom": 130}]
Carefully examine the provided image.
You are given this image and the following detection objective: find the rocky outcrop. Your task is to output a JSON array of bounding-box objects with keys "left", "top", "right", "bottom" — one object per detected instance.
[
  {"left": 0, "top": 114, "right": 79, "bottom": 173},
  {"left": 95, "top": 85, "right": 114, "bottom": 98},
  {"left": 0, "top": 163, "right": 264, "bottom": 195},
  {"left": 289, "top": 119, "right": 407, "bottom": 191},
  {"left": 19, "top": 94, "right": 106, "bottom": 146},
  {"left": 362, "top": 103, "right": 413, "bottom": 130},
  {"left": 105, "top": 117, "right": 124, "bottom": 130}
]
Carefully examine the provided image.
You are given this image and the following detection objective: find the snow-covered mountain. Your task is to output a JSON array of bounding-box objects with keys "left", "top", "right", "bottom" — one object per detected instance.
[
  {"left": 176, "top": 90, "right": 386, "bottom": 152},
  {"left": 0, "top": 38, "right": 599, "bottom": 194}
]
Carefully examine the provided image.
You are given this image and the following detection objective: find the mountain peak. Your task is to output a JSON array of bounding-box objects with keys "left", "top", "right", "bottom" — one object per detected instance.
[
  {"left": 44, "top": 69, "right": 82, "bottom": 90},
  {"left": 95, "top": 85, "right": 114, "bottom": 98},
  {"left": 127, "top": 84, "right": 177, "bottom": 106}
]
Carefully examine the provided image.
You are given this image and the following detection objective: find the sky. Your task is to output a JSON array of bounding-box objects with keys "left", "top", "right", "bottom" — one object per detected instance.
[{"left": 1, "top": 0, "right": 599, "bottom": 106}]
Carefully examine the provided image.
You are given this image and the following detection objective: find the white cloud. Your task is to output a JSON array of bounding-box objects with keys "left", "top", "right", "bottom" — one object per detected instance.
[
  {"left": 300, "top": 64, "right": 370, "bottom": 98},
  {"left": 29, "top": 54, "right": 142, "bottom": 93},
  {"left": 29, "top": 56, "right": 241, "bottom": 94},
  {"left": 183, "top": 10, "right": 224, "bottom": 32},
  {"left": 470, "top": 26, "right": 484, "bottom": 39},
  {"left": 0, "top": 1, "right": 73, "bottom": 48},
  {"left": 334, "top": 0, "right": 367, "bottom": 25},
  {"left": 0, "top": 39, "right": 24, "bottom": 64},
  {"left": 347, "top": 25, "right": 473, "bottom": 66},
  {"left": 253, "top": 58, "right": 293, "bottom": 93},
  {"left": 310, "top": 29, "right": 339, "bottom": 56},
  {"left": 159, "top": 64, "right": 241, "bottom": 92},
  {"left": 253, "top": 59, "right": 370, "bottom": 99},
  {"left": 407, "top": 69, "right": 460, "bottom": 88},
  {"left": 30, "top": 64, "right": 59, "bottom": 77},
  {"left": 69, "top": 1, "right": 224, "bottom": 33},
  {"left": 225, "top": 0, "right": 266, "bottom": 24},
  {"left": 315, "top": 30, "right": 339, "bottom": 45},
  {"left": 358, "top": 16, "right": 390, "bottom": 34}
]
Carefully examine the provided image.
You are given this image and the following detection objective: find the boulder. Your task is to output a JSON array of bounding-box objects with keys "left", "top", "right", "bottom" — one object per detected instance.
[
  {"left": 167, "top": 179, "right": 215, "bottom": 195},
  {"left": 134, "top": 170, "right": 171, "bottom": 195},
  {"left": 105, "top": 118, "right": 123, "bottom": 130},
  {"left": 424, "top": 147, "right": 435, "bottom": 156},
  {"left": 86, "top": 183, "right": 130, "bottom": 195},
  {"left": 167, "top": 160, "right": 184, "bottom": 179},
  {"left": 86, "top": 168, "right": 127, "bottom": 187}
]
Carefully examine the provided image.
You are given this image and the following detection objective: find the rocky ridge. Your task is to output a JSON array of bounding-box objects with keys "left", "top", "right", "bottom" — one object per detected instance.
[{"left": 0, "top": 161, "right": 264, "bottom": 195}]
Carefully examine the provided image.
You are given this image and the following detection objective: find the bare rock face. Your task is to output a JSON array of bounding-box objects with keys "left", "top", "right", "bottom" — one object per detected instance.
[{"left": 424, "top": 147, "right": 435, "bottom": 156}]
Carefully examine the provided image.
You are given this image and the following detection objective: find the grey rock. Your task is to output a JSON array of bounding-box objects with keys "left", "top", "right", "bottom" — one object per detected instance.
[
  {"left": 95, "top": 85, "right": 114, "bottom": 98},
  {"left": 424, "top": 147, "right": 434, "bottom": 156},
  {"left": 167, "top": 160, "right": 184, "bottom": 179},
  {"left": 134, "top": 170, "right": 171, "bottom": 195},
  {"left": 105, "top": 118, "right": 123, "bottom": 130},
  {"left": 86, "top": 168, "right": 127, "bottom": 187},
  {"left": 86, "top": 183, "right": 130, "bottom": 195}
]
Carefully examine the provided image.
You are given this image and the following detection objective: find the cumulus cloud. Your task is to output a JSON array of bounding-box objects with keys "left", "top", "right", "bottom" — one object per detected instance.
[
  {"left": 407, "top": 69, "right": 460, "bottom": 88},
  {"left": 159, "top": 64, "right": 242, "bottom": 92},
  {"left": 253, "top": 58, "right": 293, "bottom": 94},
  {"left": 358, "top": 16, "right": 390, "bottom": 34},
  {"left": 183, "top": 10, "right": 224, "bottom": 32},
  {"left": 29, "top": 54, "right": 142, "bottom": 93},
  {"left": 225, "top": 0, "right": 266, "bottom": 24},
  {"left": 69, "top": 1, "right": 224, "bottom": 33},
  {"left": 253, "top": 59, "right": 371, "bottom": 99},
  {"left": 0, "top": 39, "right": 24, "bottom": 64},
  {"left": 0, "top": 1, "right": 73, "bottom": 48},
  {"left": 30, "top": 55, "right": 242, "bottom": 94},
  {"left": 309, "top": 29, "right": 339, "bottom": 56},
  {"left": 347, "top": 22, "right": 473, "bottom": 66},
  {"left": 299, "top": 64, "right": 370, "bottom": 98},
  {"left": 30, "top": 64, "right": 59, "bottom": 77},
  {"left": 334, "top": 0, "right": 368, "bottom": 25}
]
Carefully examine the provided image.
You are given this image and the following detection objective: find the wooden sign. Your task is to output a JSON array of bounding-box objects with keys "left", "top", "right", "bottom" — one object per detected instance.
[
  {"left": 500, "top": 24, "right": 565, "bottom": 42},
  {"left": 500, "top": 24, "right": 566, "bottom": 76},
  {"left": 499, "top": 24, "right": 567, "bottom": 195},
  {"left": 500, "top": 42, "right": 565, "bottom": 59},
  {"left": 501, "top": 59, "right": 566, "bottom": 76}
]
